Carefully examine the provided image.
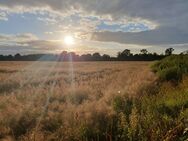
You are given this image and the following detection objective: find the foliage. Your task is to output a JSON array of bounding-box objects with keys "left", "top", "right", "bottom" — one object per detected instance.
[
  {"left": 0, "top": 48, "right": 168, "bottom": 61},
  {"left": 0, "top": 60, "right": 188, "bottom": 140},
  {"left": 151, "top": 55, "right": 188, "bottom": 81},
  {"left": 165, "top": 48, "right": 175, "bottom": 56}
]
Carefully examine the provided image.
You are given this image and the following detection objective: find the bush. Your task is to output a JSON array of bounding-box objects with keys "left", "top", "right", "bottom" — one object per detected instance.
[
  {"left": 113, "top": 96, "right": 133, "bottom": 116},
  {"left": 151, "top": 55, "right": 188, "bottom": 81}
]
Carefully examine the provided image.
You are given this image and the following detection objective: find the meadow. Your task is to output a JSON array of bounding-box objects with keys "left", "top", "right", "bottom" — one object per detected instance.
[{"left": 0, "top": 58, "right": 188, "bottom": 141}]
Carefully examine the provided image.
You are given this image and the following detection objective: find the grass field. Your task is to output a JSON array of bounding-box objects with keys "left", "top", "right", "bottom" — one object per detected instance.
[{"left": 1, "top": 60, "right": 188, "bottom": 141}]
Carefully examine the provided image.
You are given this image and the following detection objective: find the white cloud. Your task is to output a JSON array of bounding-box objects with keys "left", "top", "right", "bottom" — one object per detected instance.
[
  {"left": 0, "top": 33, "right": 38, "bottom": 43},
  {"left": 0, "top": 0, "right": 158, "bottom": 31},
  {"left": 0, "top": 0, "right": 188, "bottom": 49},
  {"left": 37, "top": 17, "right": 57, "bottom": 25},
  {"left": 0, "top": 11, "right": 8, "bottom": 21}
]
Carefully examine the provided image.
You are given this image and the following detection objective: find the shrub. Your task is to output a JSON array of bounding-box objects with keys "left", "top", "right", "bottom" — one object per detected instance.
[
  {"left": 113, "top": 96, "right": 133, "bottom": 117},
  {"left": 151, "top": 55, "right": 188, "bottom": 81}
]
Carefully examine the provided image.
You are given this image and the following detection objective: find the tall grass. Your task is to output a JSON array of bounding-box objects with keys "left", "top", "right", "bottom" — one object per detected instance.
[{"left": 0, "top": 59, "right": 188, "bottom": 141}]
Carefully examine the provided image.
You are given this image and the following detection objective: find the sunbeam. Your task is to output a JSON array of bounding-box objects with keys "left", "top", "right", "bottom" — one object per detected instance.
[{"left": 68, "top": 53, "right": 75, "bottom": 93}]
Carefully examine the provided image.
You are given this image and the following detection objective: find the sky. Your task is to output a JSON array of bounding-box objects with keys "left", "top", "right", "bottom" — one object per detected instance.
[{"left": 0, "top": 0, "right": 188, "bottom": 56}]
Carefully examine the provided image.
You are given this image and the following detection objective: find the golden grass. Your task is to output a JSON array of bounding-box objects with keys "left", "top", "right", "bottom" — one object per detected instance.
[{"left": 0, "top": 61, "right": 156, "bottom": 140}]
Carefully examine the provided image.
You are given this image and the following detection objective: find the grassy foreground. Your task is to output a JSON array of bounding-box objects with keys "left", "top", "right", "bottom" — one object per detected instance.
[{"left": 0, "top": 57, "right": 188, "bottom": 141}]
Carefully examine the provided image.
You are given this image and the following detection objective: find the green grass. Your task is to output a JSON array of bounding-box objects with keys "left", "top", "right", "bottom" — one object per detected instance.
[
  {"left": 151, "top": 55, "right": 188, "bottom": 81},
  {"left": 110, "top": 77, "right": 188, "bottom": 140},
  {"left": 109, "top": 56, "right": 188, "bottom": 140}
]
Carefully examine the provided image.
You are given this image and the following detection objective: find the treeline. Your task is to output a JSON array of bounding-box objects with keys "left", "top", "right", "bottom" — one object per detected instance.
[{"left": 0, "top": 48, "right": 186, "bottom": 61}]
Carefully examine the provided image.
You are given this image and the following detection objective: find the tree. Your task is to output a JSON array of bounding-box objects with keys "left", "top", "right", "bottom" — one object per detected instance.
[
  {"left": 68, "top": 52, "right": 78, "bottom": 61},
  {"left": 117, "top": 49, "right": 133, "bottom": 60},
  {"left": 181, "top": 50, "right": 188, "bottom": 55},
  {"left": 122, "top": 49, "right": 131, "bottom": 56},
  {"left": 14, "top": 53, "right": 21, "bottom": 60},
  {"left": 165, "top": 48, "right": 174, "bottom": 56},
  {"left": 153, "top": 52, "right": 158, "bottom": 56},
  {"left": 102, "top": 54, "right": 110, "bottom": 60},
  {"left": 92, "top": 52, "right": 101, "bottom": 60},
  {"left": 81, "top": 54, "right": 92, "bottom": 61},
  {"left": 140, "top": 49, "right": 148, "bottom": 55},
  {"left": 59, "top": 51, "right": 68, "bottom": 61}
]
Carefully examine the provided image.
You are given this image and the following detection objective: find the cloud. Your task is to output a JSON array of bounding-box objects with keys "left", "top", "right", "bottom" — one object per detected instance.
[
  {"left": 37, "top": 17, "right": 57, "bottom": 25},
  {"left": 0, "top": 33, "right": 64, "bottom": 54},
  {"left": 25, "top": 40, "right": 62, "bottom": 50},
  {"left": 45, "top": 31, "right": 53, "bottom": 35},
  {"left": 0, "top": 32, "right": 186, "bottom": 56},
  {"left": 0, "top": 33, "right": 145, "bottom": 55},
  {"left": 91, "top": 26, "right": 188, "bottom": 45},
  {"left": 0, "top": 0, "right": 158, "bottom": 29},
  {"left": 0, "top": 11, "right": 8, "bottom": 21},
  {"left": 0, "top": 0, "right": 188, "bottom": 47},
  {"left": 0, "top": 33, "right": 38, "bottom": 43},
  {"left": 0, "top": 0, "right": 186, "bottom": 24},
  {"left": 0, "top": 33, "right": 62, "bottom": 48}
]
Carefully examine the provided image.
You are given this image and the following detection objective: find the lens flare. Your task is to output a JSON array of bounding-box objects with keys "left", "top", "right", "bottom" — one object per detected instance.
[{"left": 64, "top": 35, "right": 75, "bottom": 45}]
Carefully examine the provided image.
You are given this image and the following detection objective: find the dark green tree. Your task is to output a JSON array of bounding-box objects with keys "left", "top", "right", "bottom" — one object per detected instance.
[
  {"left": 165, "top": 48, "right": 174, "bottom": 56},
  {"left": 140, "top": 49, "right": 148, "bottom": 55},
  {"left": 122, "top": 49, "right": 131, "bottom": 56}
]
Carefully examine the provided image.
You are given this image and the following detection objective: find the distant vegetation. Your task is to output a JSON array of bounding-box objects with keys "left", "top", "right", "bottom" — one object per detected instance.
[
  {"left": 151, "top": 55, "right": 188, "bottom": 81},
  {"left": 0, "top": 48, "right": 184, "bottom": 61}
]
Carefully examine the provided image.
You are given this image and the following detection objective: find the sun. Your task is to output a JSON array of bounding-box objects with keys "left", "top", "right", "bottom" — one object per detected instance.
[{"left": 64, "top": 35, "right": 75, "bottom": 45}]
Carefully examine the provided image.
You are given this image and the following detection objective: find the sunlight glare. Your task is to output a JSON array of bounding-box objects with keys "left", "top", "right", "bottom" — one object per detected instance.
[{"left": 64, "top": 35, "right": 75, "bottom": 45}]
